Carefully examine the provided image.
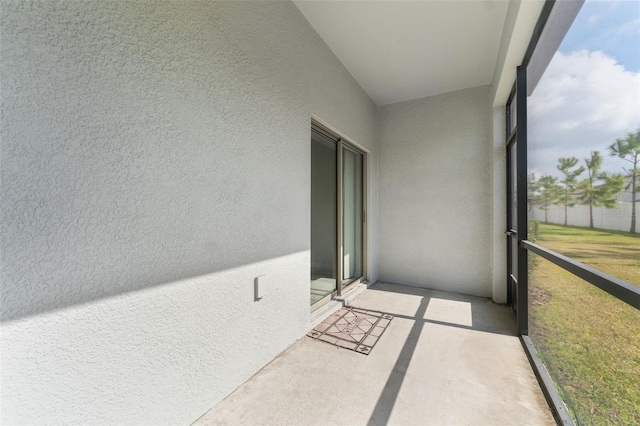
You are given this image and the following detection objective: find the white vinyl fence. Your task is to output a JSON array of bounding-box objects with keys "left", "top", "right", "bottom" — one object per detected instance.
[{"left": 531, "top": 202, "right": 638, "bottom": 233}]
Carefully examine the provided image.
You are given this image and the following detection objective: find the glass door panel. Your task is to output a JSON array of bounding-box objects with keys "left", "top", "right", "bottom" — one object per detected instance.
[
  {"left": 310, "top": 129, "right": 337, "bottom": 305},
  {"left": 342, "top": 146, "right": 363, "bottom": 287}
]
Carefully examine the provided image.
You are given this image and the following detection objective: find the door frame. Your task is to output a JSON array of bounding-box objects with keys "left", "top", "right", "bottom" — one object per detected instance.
[
  {"left": 505, "top": 66, "right": 529, "bottom": 335},
  {"left": 311, "top": 120, "right": 368, "bottom": 312}
]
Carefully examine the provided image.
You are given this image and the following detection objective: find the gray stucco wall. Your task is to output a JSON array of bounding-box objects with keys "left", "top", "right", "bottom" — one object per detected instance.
[
  {"left": 0, "top": 1, "right": 377, "bottom": 424},
  {"left": 491, "top": 106, "right": 508, "bottom": 303},
  {"left": 377, "top": 86, "right": 493, "bottom": 298}
]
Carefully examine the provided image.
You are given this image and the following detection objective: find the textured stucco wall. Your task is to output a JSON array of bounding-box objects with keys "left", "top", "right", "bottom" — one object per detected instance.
[
  {"left": 0, "top": 1, "right": 377, "bottom": 424},
  {"left": 377, "top": 86, "right": 493, "bottom": 297},
  {"left": 491, "top": 106, "right": 508, "bottom": 303}
]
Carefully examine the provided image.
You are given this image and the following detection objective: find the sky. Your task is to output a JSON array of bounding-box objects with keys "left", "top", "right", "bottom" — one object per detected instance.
[{"left": 528, "top": 0, "right": 640, "bottom": 180}]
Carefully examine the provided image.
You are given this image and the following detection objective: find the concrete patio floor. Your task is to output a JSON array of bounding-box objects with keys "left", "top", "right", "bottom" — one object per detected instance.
[{"left": 194, "top": 282, "right": 555, "bottom": 426}]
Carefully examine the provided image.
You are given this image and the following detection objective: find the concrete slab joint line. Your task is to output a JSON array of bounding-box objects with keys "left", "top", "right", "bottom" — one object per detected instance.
[{"left": 307, "top": 306, "right": 393, "bottom": 355}]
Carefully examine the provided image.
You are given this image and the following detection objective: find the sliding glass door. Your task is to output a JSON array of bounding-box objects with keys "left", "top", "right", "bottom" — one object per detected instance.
[
  {"left": 341, "top": 146, "right": 363, "bottom": 286},
  {"left": 311, "top": 124, "right": 366, "bottom": 309},
  {"left": 311, "top": 129, "right": 337, "bottom": 306}
]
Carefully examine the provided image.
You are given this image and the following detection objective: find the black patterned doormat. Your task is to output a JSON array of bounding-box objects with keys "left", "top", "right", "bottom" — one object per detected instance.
[{"left": 307, "top": 307, "right": 393, "bottom": 355}]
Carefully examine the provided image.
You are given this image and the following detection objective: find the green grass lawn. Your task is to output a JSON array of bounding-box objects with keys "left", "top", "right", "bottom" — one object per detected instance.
[
  {"left": 534, "top": 223, "right": 639, "bottom": 285},
  {"left": 529, "top": 223, "right": 640, "bottom": 425}
]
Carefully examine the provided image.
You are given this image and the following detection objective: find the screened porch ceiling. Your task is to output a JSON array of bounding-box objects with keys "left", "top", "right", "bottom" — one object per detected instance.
[{"left": 294, "top": 0, "right": 544, "bottom": 106}]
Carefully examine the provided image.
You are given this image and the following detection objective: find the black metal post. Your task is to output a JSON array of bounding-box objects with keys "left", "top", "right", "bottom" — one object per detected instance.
[{"left": 516, "top": 65, "right": 528, "bottom": 335}]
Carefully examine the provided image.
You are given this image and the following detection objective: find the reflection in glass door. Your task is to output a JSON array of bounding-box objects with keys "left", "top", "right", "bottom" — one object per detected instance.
[
  {"left": 310, "top": 129, "right": 337, "bottom": 306},
  {"left": 310, "top": 124, "right": 366, "bottom": 310},
  {"left": 342, "top": 146, "right": 363, "bottom": 287}
]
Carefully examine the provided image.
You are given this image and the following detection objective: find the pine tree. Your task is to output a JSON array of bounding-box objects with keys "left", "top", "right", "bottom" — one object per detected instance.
[
  {"left": 579, "top": 151, "right": 626, "bottom": 229},
  {"left": 557, "top": 157, "right": 585, "bottom": 226},
  {"left": 531, "top": 175, "right": 563, "bottom": 224},
  {"left": 609, "top": 129, "right": 640, "bottom": 233}
]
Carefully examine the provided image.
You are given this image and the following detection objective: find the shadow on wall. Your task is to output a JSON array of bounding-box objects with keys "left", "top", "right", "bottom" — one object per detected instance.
[
  {"left": 1, "top": 238, "right": 310, "bottom": 322},
  {"left": 0, "top": 250, "right": 312, "bottom": 425},
  {"left": 1, "top": 1, "right": 316, "bottom": 323}
]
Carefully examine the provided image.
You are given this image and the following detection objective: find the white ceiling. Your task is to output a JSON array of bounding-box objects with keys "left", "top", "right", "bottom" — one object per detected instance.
[{"left": 294, "top": 1, "right": 510, "bottom": 106}]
